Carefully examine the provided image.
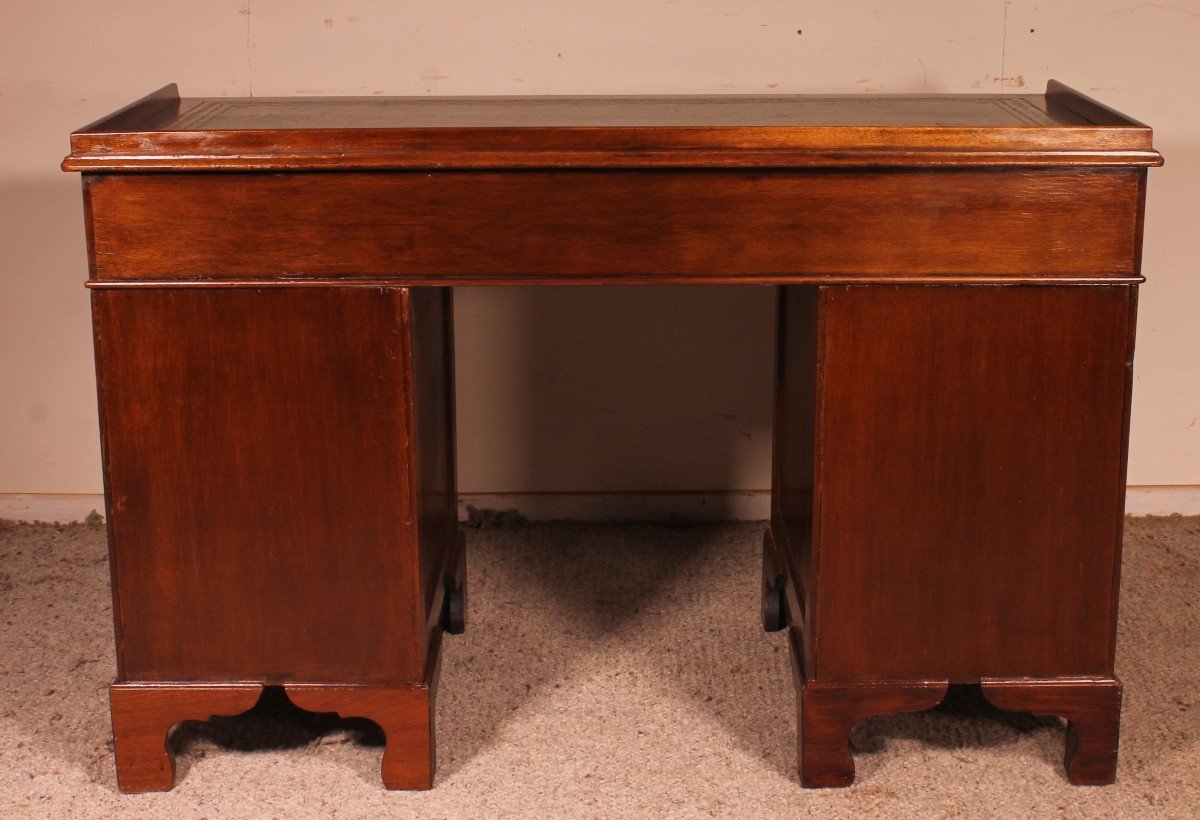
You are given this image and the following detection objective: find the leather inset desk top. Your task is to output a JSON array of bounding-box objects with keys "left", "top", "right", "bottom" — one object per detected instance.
[{"left": 63, "top": 81, "right": 1161, "bottom": 172}]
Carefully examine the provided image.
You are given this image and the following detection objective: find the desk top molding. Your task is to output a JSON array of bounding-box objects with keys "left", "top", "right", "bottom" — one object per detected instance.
[{"left": 63, "top": 81, "right": 1160, "bottom": 172}]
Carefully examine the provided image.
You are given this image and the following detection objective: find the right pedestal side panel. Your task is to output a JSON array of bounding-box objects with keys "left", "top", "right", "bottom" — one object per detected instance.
[{"left": 808, "top": 285, "right": 1135, "bottom": 681}]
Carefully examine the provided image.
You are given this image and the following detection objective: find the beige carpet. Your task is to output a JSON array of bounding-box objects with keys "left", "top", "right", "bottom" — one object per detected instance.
[{"left": 0, "top": 516, "right": 1197, "bottom": 818}]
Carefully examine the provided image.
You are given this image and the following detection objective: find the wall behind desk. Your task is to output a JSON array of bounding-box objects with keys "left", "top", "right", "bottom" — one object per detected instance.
[{"left": 2, "top": 2, "right": 1197, "bottom": 510}]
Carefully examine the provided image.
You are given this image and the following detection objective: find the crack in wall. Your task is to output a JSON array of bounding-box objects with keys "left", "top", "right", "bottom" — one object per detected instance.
[
  {"left": 241, "top": 2, "right": 254, "bottom": 96},
  {"left": 1000, "top": 0, "right": 1009, "bottom": 87}
]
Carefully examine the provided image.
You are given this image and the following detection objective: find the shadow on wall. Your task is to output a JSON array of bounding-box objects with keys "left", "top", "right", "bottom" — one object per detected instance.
[
  {"left": 0, "top": 177, "right": 98, "bottom": 494},
  {"left": 453, "top": 285, "right": 778, "bottom": 516},
  {"left": 1128, "top": 127, "right": 1200, "bottom": 483}
]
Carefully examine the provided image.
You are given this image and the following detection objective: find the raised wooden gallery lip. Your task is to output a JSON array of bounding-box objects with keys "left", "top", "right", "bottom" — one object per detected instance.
[{"left": 62, "top": 81, "right": 1161, "bottom": 172}]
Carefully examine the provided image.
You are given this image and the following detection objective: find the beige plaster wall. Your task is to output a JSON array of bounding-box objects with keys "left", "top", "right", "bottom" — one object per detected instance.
[{"left": 1, "top": 1, "right": 1196, "bottom": 497}]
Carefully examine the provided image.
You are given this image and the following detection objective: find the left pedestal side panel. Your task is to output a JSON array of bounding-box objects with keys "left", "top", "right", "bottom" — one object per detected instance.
[
  {"left": 92, "top": 286, "right": 437, "bottom": 684},
  {"left": 91, "top": 285, "right": 460, "bottom": 791}
]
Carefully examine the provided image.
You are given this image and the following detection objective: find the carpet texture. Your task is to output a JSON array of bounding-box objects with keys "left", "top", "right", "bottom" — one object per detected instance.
[{"left": 0, "top": 516, "right": 1197, "bottom": 818}]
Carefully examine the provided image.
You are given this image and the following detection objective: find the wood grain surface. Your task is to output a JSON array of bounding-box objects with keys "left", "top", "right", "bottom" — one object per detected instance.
[
  {"left": 806, "top": 285, "right": 1134, "bottom": 681},
  {"left": 72, "top": 82, "right": 1155, "bottom": 792},
  {"left": 982, "top": 677, "right": 1123, "bottom": 785},
  {"left": 789, "top": 632, "right": 949, "bottom": 788},
  {"left": 93, "top": 287, "right": 436, "bottom": 683},
  {"left": 84, "top": 169, "right": 1143, "bottom": 284},
  {"left": 109, "top": 682, "right": 264, "bottom": 792},
  {"left": 284, "top": 676, "right": 439, "bottom": 789}
]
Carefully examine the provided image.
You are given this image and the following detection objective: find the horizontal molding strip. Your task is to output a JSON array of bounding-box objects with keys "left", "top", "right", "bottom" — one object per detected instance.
[
  {"left": 63, "top": 148, "right": 1165, "bottom": 172},
  {"left": 84, "top": 275, "right": 1147, "bottom": 289}
]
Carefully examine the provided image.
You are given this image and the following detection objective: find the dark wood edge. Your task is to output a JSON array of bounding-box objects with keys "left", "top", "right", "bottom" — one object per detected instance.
[
  {"left": 84, "top": 274, "right": 1147, "bottom": 289},
  {"left": 1132, "top": 170, "right": 1149, "bottom": 277},
  {"left": 423, "top": 524, "right": 466, "bottom": 638},
  {"left": 1046, "top": 80, "right": 1152, "bottom": 130},
  {"left": 110, "top": 680, "right": 264, "bottom": 694},
  {"left": 61, "top": 148, "right": 1164, "bottom": 172},
  {"left": 73, "top": 83, "right": 179, "bottom": 133},
  {"left": 767, "top": 287, "right": 814, "bottom": 647},
  {"left": 766, "top": 522, "right": 806, "bottom": 634},
  {"left": 425, "top": 620, "right": 444, "bottom": 694},
  {"left": 283, "top": 627, "right": 444, "bottom": 712},
  {"left": 283, "top": 627, "right": 444, "bottom": 700},
  {"left": 769, "top": 286, "right": 785, "bottom": 505},
  {"left": 65, "top": 84, "right": 181, "bottom": 167},
  {"left": 444, "top": 289, "right": 459, "bottom": 535},
  {"left": 396, "top": 289, "right": 427, "bottom": 646},
  {"left": 980, "top": 675, "right": 1122, "bottom": 697},
  {"left": 283, "top": 677, "right": 433, "bottom": 697},
  {"left": 792, "top": 640, "right": 952, "bottom": 695},
  {"left": 1109, "top": 286, "right": 1139, "bottom": 664},
  {"left": 81, "top": 177, "right": 98, "bottom": 280},
  {"left": 71, "top": 124, "right": 1152, "bottom": 147},
  {"left": 90, "top": 291, "right": 124, "bottom": 678},
  {"left": 809, "top": 285, "right": 829, "bottom": 679},
  {"left": 408, "top": 290, "right": 462, "bottom": 641}
]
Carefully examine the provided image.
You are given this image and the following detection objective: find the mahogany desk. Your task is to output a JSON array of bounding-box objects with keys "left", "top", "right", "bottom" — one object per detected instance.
[{"left": 63, "top": 82, "right": 1161, "bottom": 792}]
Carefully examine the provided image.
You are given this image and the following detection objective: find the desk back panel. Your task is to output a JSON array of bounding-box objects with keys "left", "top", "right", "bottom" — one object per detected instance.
[{"left": 83, "top": 169, "right": 1142, "bottom": 285}]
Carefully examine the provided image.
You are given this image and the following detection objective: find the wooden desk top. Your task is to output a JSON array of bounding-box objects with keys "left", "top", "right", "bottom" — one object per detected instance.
[{"left": 64, "top": 81, "right": 1159, "bottom": 172}]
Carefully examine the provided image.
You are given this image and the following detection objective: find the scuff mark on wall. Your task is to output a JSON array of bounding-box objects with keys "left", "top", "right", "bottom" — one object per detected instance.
[
  {"left": 946, "top": 34, "right": 1001, "bottom": 43},
  {"left": 1107, "top": 4, "right": 1200, "bottom": 21},
  {"left": 979, "top": 73, "right": 1025, "bottom": 89},
  {"left": 296, "top": 86, "right": 374, "bottom": 95}
]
